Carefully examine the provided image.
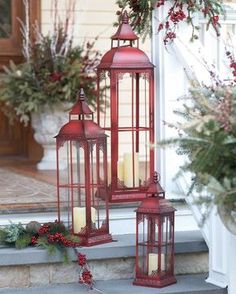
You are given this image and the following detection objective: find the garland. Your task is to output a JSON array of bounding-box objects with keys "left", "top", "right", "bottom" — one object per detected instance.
[
  {"left": 0, "top": 220, "right": 94, "bottom": 289},
  {"left": 116, "top": 0, "right": 225, "bottom": 43}
]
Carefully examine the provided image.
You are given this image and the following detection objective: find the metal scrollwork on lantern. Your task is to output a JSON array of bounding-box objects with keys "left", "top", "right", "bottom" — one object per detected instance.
[
  {"left": 55, "top": 89, "right": 112, "bottom": 246},
  {"left": 96, "top": 11, "right": 155, "bottom": 202}
]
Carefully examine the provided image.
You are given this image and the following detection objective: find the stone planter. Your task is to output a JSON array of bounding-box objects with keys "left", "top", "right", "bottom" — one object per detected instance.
[
  {"left": 31, "top": 103, "right": 71, "bottom": 170},
  {"left": 218, "top": 205, "right": 236, "bottom": 235}
]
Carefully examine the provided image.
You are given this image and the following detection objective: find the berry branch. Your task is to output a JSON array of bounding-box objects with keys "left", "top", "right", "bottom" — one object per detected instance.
[{"left": 116, "top": 0, "right": 225, "bottom": 43}]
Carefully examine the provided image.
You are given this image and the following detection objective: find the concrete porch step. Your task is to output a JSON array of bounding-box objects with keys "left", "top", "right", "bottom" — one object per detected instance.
[
  {"left": 0, "top": 231, "right": 209, "bottom": 289},
  {"left": 0, "top": 274, "right": 227, "bottom": 294}
]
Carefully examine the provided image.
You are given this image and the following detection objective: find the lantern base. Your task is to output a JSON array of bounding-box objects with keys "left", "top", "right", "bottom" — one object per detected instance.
[
  {"left": 108, "top": 190, "right": 147, "bottom": 203},
  {"left": 96, "top": 186, "right": 148, "bottom": 203},
  {"left": 133, "top": 276, "right": 177, "bottom": 288},
  {"left": 78, "top": 233, "right": 113, "bottom": 247}
]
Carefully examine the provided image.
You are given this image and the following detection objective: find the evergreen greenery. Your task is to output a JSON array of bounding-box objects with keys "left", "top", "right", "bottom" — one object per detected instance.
[
  {"left": 0, "top": 220, "right": 80, "bottom": 262},
  {"left": 2, "top": 222, "right": 25, "bottom": 243},
  {"left": 161, "top": 73, "right": 236, "bottom": 218}
]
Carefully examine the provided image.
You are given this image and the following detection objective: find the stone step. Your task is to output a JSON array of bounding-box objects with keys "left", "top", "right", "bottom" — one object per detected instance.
[
  {"left": 0, "top": 201, "right": 199, "bottom": 234},
  {"left": 0, "top": 274, "right": 227, "bottom": 294},
  {"left": 0, "top": 231, "right": 209, "bottom": 289}
]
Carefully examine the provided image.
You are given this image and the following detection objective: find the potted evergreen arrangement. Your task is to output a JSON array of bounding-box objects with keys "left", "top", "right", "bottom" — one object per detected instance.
[
  {"left": 0, "top": 10, "right": 100, "bottom": 169},
  {"left": 162, "top": 49, "right": 236, "bottom": 234}
]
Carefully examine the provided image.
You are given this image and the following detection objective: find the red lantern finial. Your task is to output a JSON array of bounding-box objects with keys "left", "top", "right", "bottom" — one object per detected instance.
[
  {"left": 78, "top": 88, "right": 85, "bottom": 101},
  {"left": 122, "top": 10, "right": 129, "bottom": 24},
  {"left": 69, "top": 88, "right": 93, "bottom": 117},
  {"left": 111, "top": 11, "right": 138, "bottom": 41},
  {"left": 147, "top": 172, "right": 165, "bottom": 199}
]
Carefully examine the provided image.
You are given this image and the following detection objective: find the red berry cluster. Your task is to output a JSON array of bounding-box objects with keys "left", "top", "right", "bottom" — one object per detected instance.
[
  {"left": 217, "top": 92, "right": 233, "bottom": 132},
  {"left": 79, "top": 270, "right": 93, "bottom": 286},
  {"left": 169, "top": 9, "right": 186, "bottom": 24},
  {"left": 164, "top": 32, "right": 176, "bottom": 45},
  {"left": 50, "top": 72, "right": 62, "bottom": 82},
  {"left": 78, "top": 253, "right": 87, "bottom": 266},
  {"left": 227, "top": 51, "right": 236, "bottom": 78},
  {"left": 30, "top": 222, "right": 80, "bottom": 249},
  {"left": 157, "top": 0, "right": 187, "bottom": 44},
  {"left": 77, "top": 253, "right": 94, "bottom": 288},
  {"left": 31, "top": 236, "right": 38, "bottom": 245},
  {"left": 231, "top": 62, "right": 236, "bottom": 77},
  {"left": 155, "top": 0, "right": 220, "bottom": 44},
  {"left": 38, "top": 224, "right": 50, "bottom": 235},
  {"left": 47, "top": 233, "right": 79, "bottom": 247},
  {"left": 212, "top": 15, "right": 219, "bottom": 27}
]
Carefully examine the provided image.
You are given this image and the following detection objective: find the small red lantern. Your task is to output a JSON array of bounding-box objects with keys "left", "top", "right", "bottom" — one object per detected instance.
[
  {"left": 96, "top": 11, "right": 155, "bottom": 202},
  {"left": 133, "top": 175, "right": 176, "bottom": 288},
  {"left": 55, "top": 89, "right": 112, "bottom": 246}
]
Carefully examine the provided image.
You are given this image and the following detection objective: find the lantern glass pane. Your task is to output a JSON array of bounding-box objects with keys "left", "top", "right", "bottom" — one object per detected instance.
[
  {"left": 98, "top": 70, "right": 111, "bottom": 129},
  {"left": 57, "top": 139, "right": 109, "bottom": 234},
  {"left": 137, "top": 243, "right": 148, "bottom": 276},
  {"left": 98, "top": 70, "right": 152, "bottom": 194},
  {"left": 57, "top": 141, "right": 87, "bottom": 231},
  {"left": 116, "top": 72, "right": 151, "bottom": 188},
  {"left": 137, "top": 213, "right": 174, "bottom": 277},
  {"left": 98, "top": 71, "right": 112, "bottom": 182}
]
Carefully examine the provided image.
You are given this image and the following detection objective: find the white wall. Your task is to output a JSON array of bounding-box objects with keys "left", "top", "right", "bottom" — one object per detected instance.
[{"left": 40, "top": 0, "right": 151, "bottom": 55}]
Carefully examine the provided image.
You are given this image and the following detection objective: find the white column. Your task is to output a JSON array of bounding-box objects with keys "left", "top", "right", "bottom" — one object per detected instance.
[
  {"left": 152, "top": 5, "right": 229, "bottom": 289},
  {"left": 206, "top": 207, "right": 228, "bottom": 288},
  {"left": 227, "top": 232, "right": 236, "bottom": 294},
  {"left": 152, "top": 5, "right": 188, "bottom": 200}
]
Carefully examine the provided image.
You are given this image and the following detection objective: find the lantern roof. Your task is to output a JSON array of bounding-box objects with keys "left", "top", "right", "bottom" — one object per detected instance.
[
  {"left": 56, "top": 120, "right": 106, "bottom": 140},
  {"left": 97, "top": 11, "right": 154, "bottom": 70},
  {"left": 111, "top": 10, "right": 138, "bottom": 41},
  {"left": 147, "top": 172, "right": 165, "bottom": 196},
  {"left": 97, "top": 47, "right": 153, "bottom": 69},
  {"left": 56, "top": 89, "right": 106, "bottom": 140},
  {"left": 136, "top": 198, "right": 176, "bottom": 214},
  {"left": 69, "top": 88, "right": 93, "bottom": 116}
]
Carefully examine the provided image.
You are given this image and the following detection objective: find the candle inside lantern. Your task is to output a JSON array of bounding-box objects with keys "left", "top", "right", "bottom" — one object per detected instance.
[
  {"left": 148, "top": 253, "right": 165, "bottom": 275},
  {"left": 107, "top": 162, "right": 111, "bottom": 185},
  {"left": 108, "top": 161, "right": 124, "bottom": 184},
  {"left": 73, "top": 207, "right": 97, "bottom": 234},
  {"left": 123, "top": 152, "right": 139, "bottom": 187},
  {"left": 117, "top": 161, "right": 124, "bottom": 181}
]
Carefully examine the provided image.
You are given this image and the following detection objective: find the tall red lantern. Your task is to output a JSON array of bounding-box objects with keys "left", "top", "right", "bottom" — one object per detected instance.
[
  {"left": 55, "top": 89, "right": 112, "bottom": 246},
  {"left": 133, "top": 176, "right": 176, "bottom": 288},
  {"left": 96, "top": 11, "right": 155, "bottom": 202}
]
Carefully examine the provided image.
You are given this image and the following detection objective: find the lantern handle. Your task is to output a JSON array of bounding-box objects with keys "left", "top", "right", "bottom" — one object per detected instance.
[
  {"left": 153, "top": 172, "right": 160, "bottom": 184},
  {"left": 78, "top": 88, "right": 85, "bottom": 101}
]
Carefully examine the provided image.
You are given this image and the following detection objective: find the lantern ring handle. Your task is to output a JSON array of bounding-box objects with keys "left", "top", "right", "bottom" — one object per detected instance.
[{"left": 153, "top": 172, "right": 160, "bottom": 183}]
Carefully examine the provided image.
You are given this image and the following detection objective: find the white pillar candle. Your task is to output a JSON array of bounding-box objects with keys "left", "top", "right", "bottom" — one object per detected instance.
[
  {"left": 148, "top": 253, "right": 165, "bottom": 275},
  {"left": 73, "top": 207, "right": 97, "bottom": 234},
  {"left": 117, "top": 161, "right": 124, "bottom": 181},
  {"left": 123, "top": 153, "right": 139, "bottom": 187},
  {"left": 107, "top": 162, "right": 111, "bottom": 185}
]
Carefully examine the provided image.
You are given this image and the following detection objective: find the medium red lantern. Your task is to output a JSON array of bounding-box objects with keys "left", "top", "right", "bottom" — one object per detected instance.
[
  {"left": 133, "top": 176, "right": 176, "bottom": 288},
  {"left": 55, "top": 89, "right": 112, "bottom": 246},
  {"left": 96, "top": 11, "right": 155, "bottom": 202}
]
